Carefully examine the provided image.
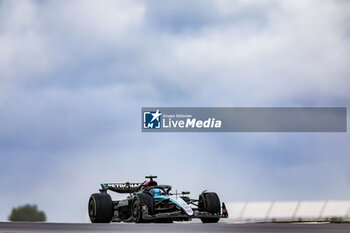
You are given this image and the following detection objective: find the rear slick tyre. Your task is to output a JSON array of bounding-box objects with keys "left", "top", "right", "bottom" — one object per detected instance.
[
  {"left": 132, "top": 193, "right": 154, "bottom": 223},
  {"left": 88, "top": 193, "right": 113, "bottom": 223}
]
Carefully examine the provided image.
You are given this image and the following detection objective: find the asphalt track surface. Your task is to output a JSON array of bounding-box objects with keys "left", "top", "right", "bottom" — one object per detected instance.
[{"left": 1, "top": 222, "right": 350, "bottom": 233}]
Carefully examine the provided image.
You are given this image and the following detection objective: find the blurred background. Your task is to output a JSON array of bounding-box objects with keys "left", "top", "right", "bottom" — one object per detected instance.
[{"left": 0, "top": 0, "right": 349, "bottom": 222}]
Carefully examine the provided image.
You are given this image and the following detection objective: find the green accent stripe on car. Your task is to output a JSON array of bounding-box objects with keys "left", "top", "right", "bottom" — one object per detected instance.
[
  {"left": 92, "top": 196, "right": 97, "bottom": 216},
  {"left": 135, "top": 195, "right": 141, "bottom": 223}
]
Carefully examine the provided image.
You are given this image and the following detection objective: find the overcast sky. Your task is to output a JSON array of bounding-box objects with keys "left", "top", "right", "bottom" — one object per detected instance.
[{"left": 0, "top": 0, "right": 349, "bottom": 222}]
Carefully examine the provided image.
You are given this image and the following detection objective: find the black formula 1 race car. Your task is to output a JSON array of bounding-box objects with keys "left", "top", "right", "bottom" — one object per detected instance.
[{"left": 88, "top": 176, "right": 228, "bottom": 223}]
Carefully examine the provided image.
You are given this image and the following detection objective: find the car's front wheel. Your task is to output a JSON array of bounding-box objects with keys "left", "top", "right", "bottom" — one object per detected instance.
[
  {"left": 198, "top": 192, "right": 221, "bottom": 223},
  {"left": 88, "top": 193, "right": 113, "bottom": 223}
]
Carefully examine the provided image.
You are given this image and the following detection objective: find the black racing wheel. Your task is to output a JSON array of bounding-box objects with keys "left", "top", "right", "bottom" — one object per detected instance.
[
  {"left": 198, "top": 192, "right": 221, "bottom": 223},
  {"left": 132, "top": 193, "right": 154, "bottom": 223},
  {"left": 88, "top": 193, "right": 113, "bottom": 223}
]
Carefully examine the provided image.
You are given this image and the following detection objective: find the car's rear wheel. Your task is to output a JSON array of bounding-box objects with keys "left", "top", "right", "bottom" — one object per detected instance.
[
  {"left": 88, "top": 193, "right": 113, "bottom": 223},
  {"left": 198, "top": 192, "right": 221, "bottom": 223},
  {"left": 132, "top": 193, "right": 154, "bottom": 223}
]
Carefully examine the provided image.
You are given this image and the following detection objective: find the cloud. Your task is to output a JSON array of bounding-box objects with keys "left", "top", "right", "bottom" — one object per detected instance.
[
  {"left": 0, "top": 1, "right": 62, "bottom": 101},
  {"left": 140, "top": 0, "right": 350, "bottom": 105}
]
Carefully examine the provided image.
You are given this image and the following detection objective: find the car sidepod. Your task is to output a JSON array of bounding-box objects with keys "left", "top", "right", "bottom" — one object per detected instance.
[{"left": 154, "top": 196, "right": 194, "bottom": 216}]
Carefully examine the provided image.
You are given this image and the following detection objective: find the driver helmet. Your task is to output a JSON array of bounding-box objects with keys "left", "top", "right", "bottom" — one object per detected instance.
[{"left": 149, "top": 188, "right": 164, "bottom": 196}]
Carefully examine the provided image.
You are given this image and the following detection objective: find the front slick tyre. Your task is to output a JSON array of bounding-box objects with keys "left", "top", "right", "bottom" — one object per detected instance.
[
  {"left": 132, "top": 193, "right": 154, "bottom": 223},
  {"left": 88, "top": 193, "right": 113, "bottom": 223},
  {"left": 199, "top": 192, "right": 221, "bottom": 223}
]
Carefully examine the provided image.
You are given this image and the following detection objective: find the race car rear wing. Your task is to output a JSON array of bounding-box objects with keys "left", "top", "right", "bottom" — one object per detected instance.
[{"left": 100, "top": 182, "right": 144, "bottom": 193}]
